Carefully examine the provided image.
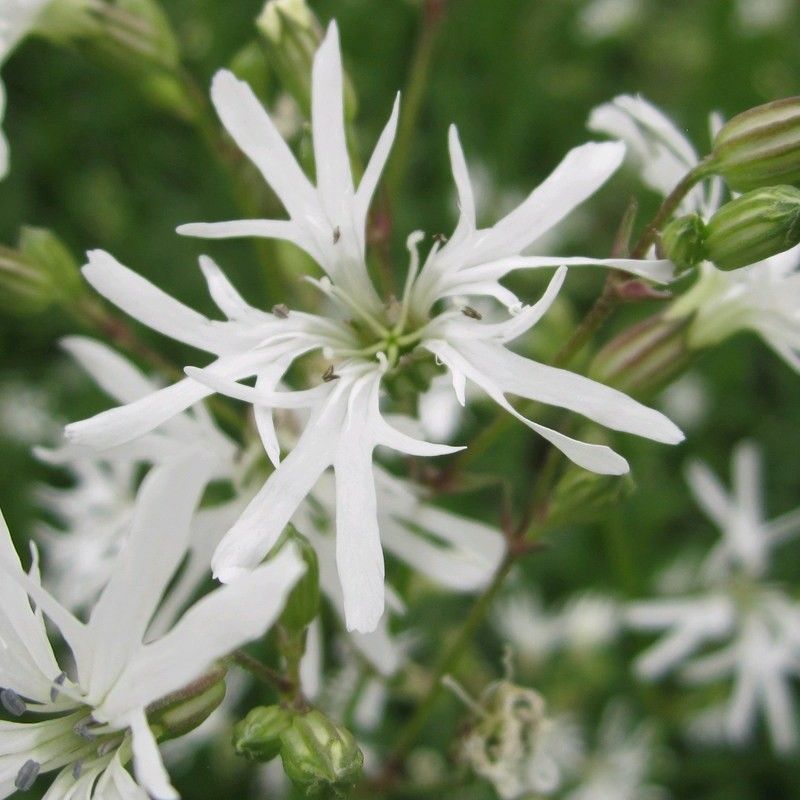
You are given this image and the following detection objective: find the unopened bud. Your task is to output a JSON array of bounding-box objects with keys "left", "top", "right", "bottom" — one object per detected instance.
[
  {"left": 0, "top": 227, "right": 83, "bottom": 315},
  {"left": 233, "top": 705, "right": 291, "bottom": 762},
  {"left": 711, "top": 97, "right": 800, "bottom": 192},
  {"left": 660, "top": 213, "right": 707, "bottom": 271},
  {"left": 147, "top": 667, "right": 227, "bottom": 741},
  {"left": 256, "top": 0, "right": 356, "bottom": 119},
  {"left": 548, "top": 462, "right": 633, "bottom": 526},
  {"left": 704, "top": 185, "right": 800, "bottom": 270},
  {"left": 280, "top": 709, "right": 363, "bottom": 791},
  {"left": 590, "top": 312, "right": 693, "bottom": 397}
]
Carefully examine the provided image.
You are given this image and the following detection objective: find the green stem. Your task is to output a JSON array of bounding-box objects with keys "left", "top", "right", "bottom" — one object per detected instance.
[
  {"left": 380, "top": 551, "right": 517, "bottom": 780},
  {"left": 384, "top": 2, "right": 449, "bottom": 196},
  {"left": 231, "top": 649, "right": 294, "bottom": 695}
]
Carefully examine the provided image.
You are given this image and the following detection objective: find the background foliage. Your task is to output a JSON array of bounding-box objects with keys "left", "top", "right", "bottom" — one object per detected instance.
[{"left": 1, "top": 0, "right": 799, "bottom": 797}]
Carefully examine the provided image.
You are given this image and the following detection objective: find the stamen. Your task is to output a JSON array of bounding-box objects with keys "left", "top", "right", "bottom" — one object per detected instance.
[
  {"left": 97, "top": 738, "right": 120, "bottom": 757},
  {"left": 50, "top": 672, "right": 67, "bottom": 702},
  {"left": 322, "top": 365, "right": 340, "bottom": 382},
  {"left": 433, "top": 232, "right": 449, "bottom": 244},
  {"left": 272, "top": 303, "right": 290, "bottom": 319},
  {"left": 1, "top": 688, "right": 26, "bottom": 717},
  {"left": 461, "top": 305, "right": 482, "bottom": 320},
  {"left": 74, "top": 719, "right": 98, "bottom": 741},
  {"left": 332, "top": 226, "right": 341, "bottom": 244},
  {"left": 15, "top": 760, "right": 40, "bottom": 791},
  {"left": 441, "top": 675, "right": 485, "bottom": 717},
  {"left": 72, "top": 760, "right": 83, "bottom": 780}
]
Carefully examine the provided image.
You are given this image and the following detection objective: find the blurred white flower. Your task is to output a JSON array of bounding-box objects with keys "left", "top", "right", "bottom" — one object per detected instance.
[
  {"left": 658, "top": 372, "right": 709, "bottom": 432},
  {"left": 667, "top": 243, "right": 800, "bottom": 372},
  {"left": 0, "top": 378, "right": 61, "bottom": 444},
  {"left": 494, "top": 591, "right": 621, "bottom": 664},
  {"left": 734, "top": 0, "right": 792, "bottom": 33},
  {"left": 588, "top": 94, "right": 723, "bottom": 219},
  {"left": 576, "top": 0, "right": 642, "bottom": 42},
  {"left": 0, "top": 458, "right": 304, "bottom": 799},
  {"left": 562, "top": 703, "right": 666, "bottom": 800},
  {"left": 627, "top": 442, "right": 800, "bottom": 752}
]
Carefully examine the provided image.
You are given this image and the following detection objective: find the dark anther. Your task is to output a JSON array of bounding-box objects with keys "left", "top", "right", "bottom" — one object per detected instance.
[
  {"left": 72, "top": 760, "right": 83, "bottom": 780},
  {"left": 333, "top": 226, "right": 341, "bottom": 244},
  {"left": 461, "top": 306, "right": 482, "bottom": 320},
  {"left": 15, "top": 760, "right": 40, "bottom": 791},
  {"left": 272, "top": 303, "right": 290, "bottom": 319},
  {"left": 433, "top": 233, "right": 448, "bottom": 244},
  {"left": 1, "top": 688, "right": 26, "bottom": 717},
  {"left": 322, "top": 365, "right": 340, "bottom": 382},
  {"left": 50, "top": 672, "right": 67, "bottom": 702}
]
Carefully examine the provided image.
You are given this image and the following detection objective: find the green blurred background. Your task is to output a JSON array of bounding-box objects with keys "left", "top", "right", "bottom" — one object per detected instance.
[{"left": 2, "top": 0, "right": 800, "bottom": 797}]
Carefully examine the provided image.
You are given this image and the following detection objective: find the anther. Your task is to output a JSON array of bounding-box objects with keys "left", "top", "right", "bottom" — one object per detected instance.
[
  {"left": 96, "top": 738, "right": 119, "bottom": 757},
  {"left": 272, "top": 303, "right": 290, "bottom": 319},
  {"left": 15, "top": 760, "right": 40, "bottom": 791},
  {"left": 72, "top": 760, "right": 83, "bottom": 780},
  {"left": 433, "top": 233, "right": 448, "bottom": 244},
  {"left": 461, "top": 305, "right": 482, "bottom": 320},
  {"left": 1, "top": 688, "right": 26, "bottom": 717},
  {"left": 322, "top": 365, "right": 340, "bottom": 382},
  {"left": 73, "top": 719, "right": 97, "bottom": 741},
  {"left": 50, "top": 672, "right": 67, "bottom": 702},
  {"left": 332, "top": 226, "right": 341, "bottom": 244}
]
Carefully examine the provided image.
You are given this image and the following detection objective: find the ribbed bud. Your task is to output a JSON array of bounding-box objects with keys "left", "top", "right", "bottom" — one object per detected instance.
[
  {"left": 280, "top": 709, "right": 363, "bottom": 791},
  {"left": 279, "top": 528, "right": 320, "bottom": 633},
  {"left": 711, "top": 97, "right": 800, "bottom": 192},
  {"left": 704, "top": 185, "right": 800, "bottom": 270},
  {"left": 147, "top": 666, "right": 227, "bottom": 742},
  {"left": 256, "top": 0, "right": 356, "bottom": 119},
  {"left": 233, "top": 705, "right": 292, "bottom": 762},
  {"left": 548, "top": 462, "right": 633, "bottom": 526},
  {"left": 590, "top": 313, "right": 693, "bottom": 397},
  {"left": 660, "top": 213, "right": 707, "bottom": 271},
  {"left": 0, "top": 227, "right": 83, "bottom": 315}
]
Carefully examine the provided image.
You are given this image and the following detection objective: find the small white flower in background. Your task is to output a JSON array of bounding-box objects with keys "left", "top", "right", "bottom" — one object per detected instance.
[
  {"left": 0, "top": 378, "right": 61, "bottom": 444},
  {"left": 733, "top": 0, "right": 792, "bottom": 33},
  {"left": 561, "top": 703, "right": 666, "bottom": 800},
  {"left": 575, "top": 0, "right": 642, "bottom": 42},
  {"left": 627, "top": 442, "right": 800, "bottom": 753},
  {"left": 658, "top": 372, "right": 710, "bottom": 432},
  {"left": 494, "top": 591, "right": 621, "bottom": 665},
  {"left": 0, "top": 457, "right": 304, "bottom": 799},
  {"left": 666, "top": 243, "right": 800, "bottom": 372},
  {"left": 65, "top": 20, "right": 682, "bottom": 635},
  {"left": 588, "top": 94, "right": 724, "bottom": 220}
]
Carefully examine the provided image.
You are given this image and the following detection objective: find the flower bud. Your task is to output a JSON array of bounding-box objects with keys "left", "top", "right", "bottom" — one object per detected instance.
[
  {"left": 256, "top": 0, "right": 357, "bottom": 120},
  {"left": 548, "top": 461, "right": 633, "bottom": 526},
  {"left": 660, "top": 213, "right": 707, "bottom": 271},
  {"left": 590, "top": 312, "right": 693, "bottom": 397},
  {"left": 278, "top": 528, "right": 320, "bottom": 633},
  {"left": 711, "top": 97, "right": 800, "bottom": 192},
  {"left": 0, "top": 227, "right": 83, "bottom": 315},
  {"left": 147, "top": 666, "right": 227, "bottom": 742},
  {"left": 233, "top": 705, "right": 291, "bottom": 762},
  {"left": 704, "top": 185, "right": 800, "bottom": 270},
  {"left": 279, "top": 709, "right": 363, "bottom": 791}
]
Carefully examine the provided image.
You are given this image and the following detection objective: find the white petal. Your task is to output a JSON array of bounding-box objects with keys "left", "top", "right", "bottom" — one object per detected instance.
[
  {"left": 456, "top": 339, "right": 684, "bottom": 444},
  {"left": 178, "top": 219, "right": 308, "bottom": 250},
  {"left": 732, "top": 440, "right": 763, "bottom": 523},
  {"left": 127, "top": 710, "right": 178, "bottom": 800},
  {"left": 311, "top": 21, "right": 355, "bottom": 223},
  {"left": 197, "top": 255, "right": 260, "bottom": 321},
  {"left": 61, "top": 337, "right": 154, "bottom": 404},
  {"left": 209, "top": 70, "right": 316, "bottom": 219},
  {"left": 447, "top": 125, "right": 477, "bottom": 243},
  {"left": 354, "top": 93, "right": 400, "bottom": 234},
  {"left": 85, "top": 455, "right": 211, "bottom": 700},
  {"left": 299, "top": 619, "right": 323, "bottom": 700},
  {"left": 82, "top": 251, "right": 228, "bottom": 354},
  {"left": 100, "top": 547, "right": 304, "bottom": 718}
]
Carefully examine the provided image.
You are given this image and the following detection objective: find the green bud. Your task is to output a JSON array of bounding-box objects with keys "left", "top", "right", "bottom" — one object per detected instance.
[
  {"left": 147, "top": 666, "right": 227, "bottom": 742},
  {"left": 279, "top": 528, "right": 320, "bottom": 633},
  {"left": 660, "top": 213, "right": 707, "bottom": 271},
  {"left": 229, "top": 41, "right": 271, "bottom": 100},
  {"left": 34, "top": 0, "right": 101, "bottom": 42},
  {"left": 279, "top": 709, "right": 363, "bottom": 792},
  {"left": 233, "top": 705, "right": 292, "bottom": 762},
  {"left": 256, "top": 0, "right": 357, "bottom": 120},
  {"left": 711, "top": 97, "right": 800, "bottom": 192},
  {"left": 548, "top": 461, "right": 633, "bottom": 526},
  {"left": 704, "top": 185, "right": 800, "bottom": 270},
  {"left": 0, "top": 227, "right": 83, "bottom": 315},
  {"left": 589, "top": 312, "right": 693, "bottom": 397}
]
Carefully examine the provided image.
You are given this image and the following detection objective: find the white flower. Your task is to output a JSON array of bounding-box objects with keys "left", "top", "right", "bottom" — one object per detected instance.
[
  {"left": 588, "top": 94, "right": 723, "bottom": 219},
  {"left": 562, "top": 703, "right": 666, "bottom": 800},
  {"left": 667, "top": 243, "right": 800, "bottom": 372},
  {"left": 65, "top": 20, "right": 682, "bottom": 635},
  {"left": 626, "top": 442, "right": 800, "bottom": 753},
  {"left": 0, "top": 456, "right": 304, "bottom": 799}
]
